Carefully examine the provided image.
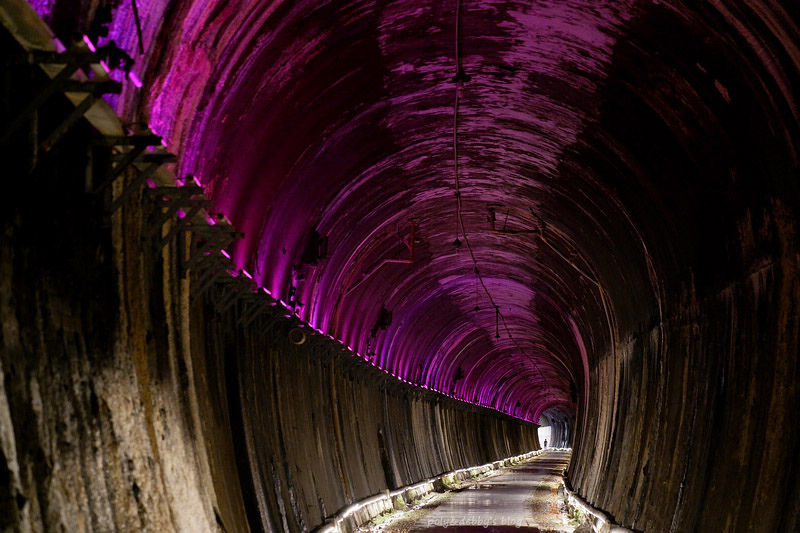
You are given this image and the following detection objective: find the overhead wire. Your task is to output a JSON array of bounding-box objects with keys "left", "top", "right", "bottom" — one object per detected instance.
[{"left": 451, "top": 0, "right": 546, "bottom": 382}]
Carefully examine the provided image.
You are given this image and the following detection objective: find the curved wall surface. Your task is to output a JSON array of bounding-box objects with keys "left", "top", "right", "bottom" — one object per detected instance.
[
  {"left": 0, "top": 104, "right": 538, "bottom": 533},
  {"left": 4, "top": 0, "right": 800, "bottom": 532},
  {"left": 208, "top": 310, "right": 539, "bottom": 530},
  {"left": 0, "top": 38, "right": 539, "bottom": 531}
]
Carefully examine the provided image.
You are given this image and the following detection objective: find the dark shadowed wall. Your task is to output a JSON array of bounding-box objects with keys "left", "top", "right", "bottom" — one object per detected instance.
[
  {"left": 0, "top": 37, "right": 538, "bottom": 531},
  {"left": 4, "top": 1, "right": 800, "bottom": 532}
]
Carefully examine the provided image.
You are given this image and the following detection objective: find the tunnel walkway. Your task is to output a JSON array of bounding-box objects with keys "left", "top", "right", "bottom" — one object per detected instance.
[
  {"left": 367, "top": 450, "right": 572, "bottom": 532},
  {"left": 3, "top": 0, "right": 800, "bottom": 531}
]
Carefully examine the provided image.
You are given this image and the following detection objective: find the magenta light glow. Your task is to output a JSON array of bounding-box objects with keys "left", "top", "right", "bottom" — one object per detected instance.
[
  {"left": 128, "top": 71, "right": 143, "bottom": 88},
  {"left": 74, "top": 0, "right": 639, "bottom": 422},
  {"left": 82, "top": 34, "right": 96, "bottom": 52}
]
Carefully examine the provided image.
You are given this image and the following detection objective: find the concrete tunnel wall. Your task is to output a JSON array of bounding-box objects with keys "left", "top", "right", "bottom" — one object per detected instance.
[
  {"left": 0, "top": 38, "right": 539, "bottom": 531},
  {"left": 556, "top": 6, "right": 800, "bottom": 531},
  {"left": 203, "top": 295, "right": 541, "bottom": 531},
  {"left": 567, "top": 203, "right": 800, "bottom": 532},
  {"left": 4, "top": 1, "right": 800, "bottom": 532}
]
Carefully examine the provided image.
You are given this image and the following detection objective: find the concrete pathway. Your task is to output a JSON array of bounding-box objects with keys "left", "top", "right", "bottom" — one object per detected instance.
[{"left": 370, "top": 450, "right": 573, "bottom": 532}]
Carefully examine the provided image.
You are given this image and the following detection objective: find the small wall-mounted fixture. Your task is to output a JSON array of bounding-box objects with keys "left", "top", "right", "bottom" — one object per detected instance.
[
  {"left": 300, "top": 227, "right": 328, "bottom": 266},
  {"left": 289, "top": 328, "right": 307, "bottom": 345},
  {"left": 371, "top": 306, "right": 393, "bottom": 338}
]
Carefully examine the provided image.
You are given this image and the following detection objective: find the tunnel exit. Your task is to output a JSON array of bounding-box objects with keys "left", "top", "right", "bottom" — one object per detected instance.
[
  {"left": 2, "top": 0, "right": 799, "bottom": 531},
  {"left": 538, "top": 426, "right": 551, "bottom": 448}
]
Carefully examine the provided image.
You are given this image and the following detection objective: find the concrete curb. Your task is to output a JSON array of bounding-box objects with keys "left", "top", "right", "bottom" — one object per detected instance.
[
  {"left": 562, "top": 479, "right": 635, "bottom": 533},
  {"left": 315, "top": 448, "right": 558, "bottom": 533}
]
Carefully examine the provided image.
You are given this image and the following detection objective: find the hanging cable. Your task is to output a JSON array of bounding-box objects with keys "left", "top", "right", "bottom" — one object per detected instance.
[
  {"left": 450, "top": 0, "right": 544, "bottom": 379},
  {"left": 473, "top": 267, "right": 480, "bottom": 313},
  {"left": 131, "top": 0, "right": 145, "bottom": 55}
]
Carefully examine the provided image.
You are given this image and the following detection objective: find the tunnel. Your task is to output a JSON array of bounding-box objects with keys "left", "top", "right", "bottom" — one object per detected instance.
[{"left": 0, "top": 0, "right": 798, "bottom": 531}]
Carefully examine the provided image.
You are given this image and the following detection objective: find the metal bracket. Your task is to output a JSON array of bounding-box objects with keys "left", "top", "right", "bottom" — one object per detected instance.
[
  {"left": 159, "top": 201, "right": 211, "bottom": 248},
  {"left": 149, "top": 185, "right": 205, "bottom": 222},
  {"left": 39, "top": 80, "right": 123, "bottom": 152},
  {"left": 1, "top": 51, "right": 102, "bottom": 143},
  {"left": 96, "top": 147, "right": 175, "bottom": 194},
  {"left": 235, "top": 296, "right": 273, "bottom": 328},
  {"left": 108, "top": 161, "right": 161, "bottom": 213},
  {"left": 182, "top": 226, "right": 244, "bottom": 274},
  {"left": 190, "top": 260, "right": 230, "bottom": 304},
  {"left": 40, "top": 93, "right": 94, "bottom": 151},
  {"left": 94, "top": 134, "right": 162, "bottom": 147},
  {"left": 213, "top": 275, "right": 256, "bottom": 315}
]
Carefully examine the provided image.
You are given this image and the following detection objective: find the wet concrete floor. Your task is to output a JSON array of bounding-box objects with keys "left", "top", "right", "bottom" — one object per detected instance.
[{"left": 369, "top": 450, "right": 573, "bottom": 533}]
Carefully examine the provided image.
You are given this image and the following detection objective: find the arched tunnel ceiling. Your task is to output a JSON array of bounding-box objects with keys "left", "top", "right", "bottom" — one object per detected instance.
[{"left": 38, "top": 0, "right": 800, "bottom": 422}]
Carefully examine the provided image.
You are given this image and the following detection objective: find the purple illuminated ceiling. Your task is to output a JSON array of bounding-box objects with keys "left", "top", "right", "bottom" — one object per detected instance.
[
  {"left": 33, "top": 0, "right": 799, "bottom": 423},
  {"left": 97, "top": 0, "right": 637, "bottom": 421}
]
